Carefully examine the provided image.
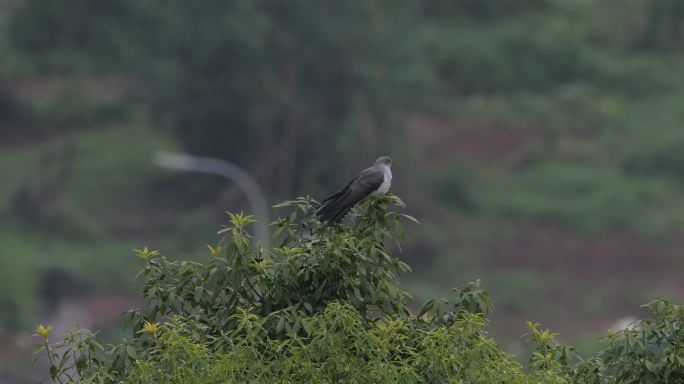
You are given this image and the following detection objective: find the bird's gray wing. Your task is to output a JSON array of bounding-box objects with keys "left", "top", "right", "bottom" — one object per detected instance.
[
  {"left": 320, "top": 177, "right": 357, "bottom": 205},
  {"left": 317, "top": 167, "right": 384, "bottom": 222}
]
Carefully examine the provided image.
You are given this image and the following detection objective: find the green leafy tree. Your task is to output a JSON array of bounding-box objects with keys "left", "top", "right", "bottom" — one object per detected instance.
[
  {"left": 35, "top": 195, "right": 567, "bottom": 383},
  {"left": 35, "top": 195, "right": 684, "bottom": 382},
  {"left": 525, "top": 299, "right": 684, "bottom": 383}
]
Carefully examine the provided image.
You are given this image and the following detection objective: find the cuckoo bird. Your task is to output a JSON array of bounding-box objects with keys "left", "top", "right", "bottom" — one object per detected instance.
[{"left": 316, "top": 156, "right": 393, "bottom": 223}]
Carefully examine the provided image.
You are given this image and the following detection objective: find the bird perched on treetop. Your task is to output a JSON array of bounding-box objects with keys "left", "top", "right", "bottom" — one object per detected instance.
[{"left": 316, "top": 156, "right": 393, "bottom": 223}]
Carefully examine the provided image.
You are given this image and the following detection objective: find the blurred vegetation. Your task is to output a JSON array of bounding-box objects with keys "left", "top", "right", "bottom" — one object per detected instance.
[{"left": 1, "top": 1, "right": 684, "bottom": 379}]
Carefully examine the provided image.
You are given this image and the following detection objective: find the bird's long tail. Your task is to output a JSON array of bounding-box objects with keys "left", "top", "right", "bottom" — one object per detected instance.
[
  {"left": 316, "top": 199, "right": 354, "bottom": 223},
  {"left": 316, "top": 202, "right": 338, "bottom": 222}
]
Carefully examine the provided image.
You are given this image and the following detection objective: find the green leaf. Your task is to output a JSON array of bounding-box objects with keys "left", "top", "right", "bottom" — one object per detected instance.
[
  {"left": 273, "top": 200, "right": 294, "bottom": 208},
  {"left": 126, "top": 345, "right": 137, "bottom": 360},
  {"left": 75, "top": 355, "right": 87, "bottom": 371},
  {"left": 301, "top": 319, "right": 313, "bottom": 335},
  {"left": 675, "top": 355, "right": 684, "bottom": 367},
  {"left": 276, "top": 317, "right": 285, "bottom": 333},
  {"left": 645, "top": 358, "right": 655, "bottom": 372},
  {"left": 400, "top": 214, "right": 420, "bottom": 224}
]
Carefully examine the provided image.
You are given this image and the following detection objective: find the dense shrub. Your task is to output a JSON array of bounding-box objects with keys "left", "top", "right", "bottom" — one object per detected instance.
[
  {"left": 35, "top": 195, "right": 567, "bottom": 383},
  {"left": 36, "top": 195, "right": 684, "bottom": 383},
  {"left": 525, "top": 298, "right": 684, "bottom": 384}
]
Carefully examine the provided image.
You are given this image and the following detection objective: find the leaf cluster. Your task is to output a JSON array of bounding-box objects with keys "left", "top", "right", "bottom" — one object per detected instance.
[
  {"left": 524, "top": 299, "right": 684, "bottom": 383},
  {"left": 35, "top": 194, "right": 684, "bottom": 383}
]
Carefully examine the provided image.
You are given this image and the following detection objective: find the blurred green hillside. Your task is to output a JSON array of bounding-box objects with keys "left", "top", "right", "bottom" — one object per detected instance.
[{"left": 1, "top": 1, "right": 684, "bottom": 380}]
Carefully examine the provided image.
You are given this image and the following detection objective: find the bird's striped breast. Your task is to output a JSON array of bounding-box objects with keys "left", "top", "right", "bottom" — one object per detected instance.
[{"left": 376, "top": 167, "right": 392, "bottom": 193}]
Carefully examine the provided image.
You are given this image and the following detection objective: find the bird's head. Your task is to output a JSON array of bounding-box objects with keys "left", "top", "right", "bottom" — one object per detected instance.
[{"left": 374, "top": 156, "right": 393, "bottom": 167}]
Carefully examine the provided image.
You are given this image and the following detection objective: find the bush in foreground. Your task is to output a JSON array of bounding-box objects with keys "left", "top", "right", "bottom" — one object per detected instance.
[{"left": 37, "top": 195, "right": 684, "bottom": 383}]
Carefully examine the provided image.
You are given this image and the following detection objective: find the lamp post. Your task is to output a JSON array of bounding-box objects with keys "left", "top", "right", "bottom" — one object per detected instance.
[{"left": 154, "top": 151, "right": 270, "bottom": 251}]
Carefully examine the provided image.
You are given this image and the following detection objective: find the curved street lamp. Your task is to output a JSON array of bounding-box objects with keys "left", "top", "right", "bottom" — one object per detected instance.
[{"left": 154, "top": 151, "right": 270, "bottom": 251}]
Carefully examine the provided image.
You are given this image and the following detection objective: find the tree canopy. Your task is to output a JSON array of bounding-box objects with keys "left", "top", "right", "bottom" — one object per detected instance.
[{"left": 36, "top": 195, "right": 684, "bottom": 383}]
